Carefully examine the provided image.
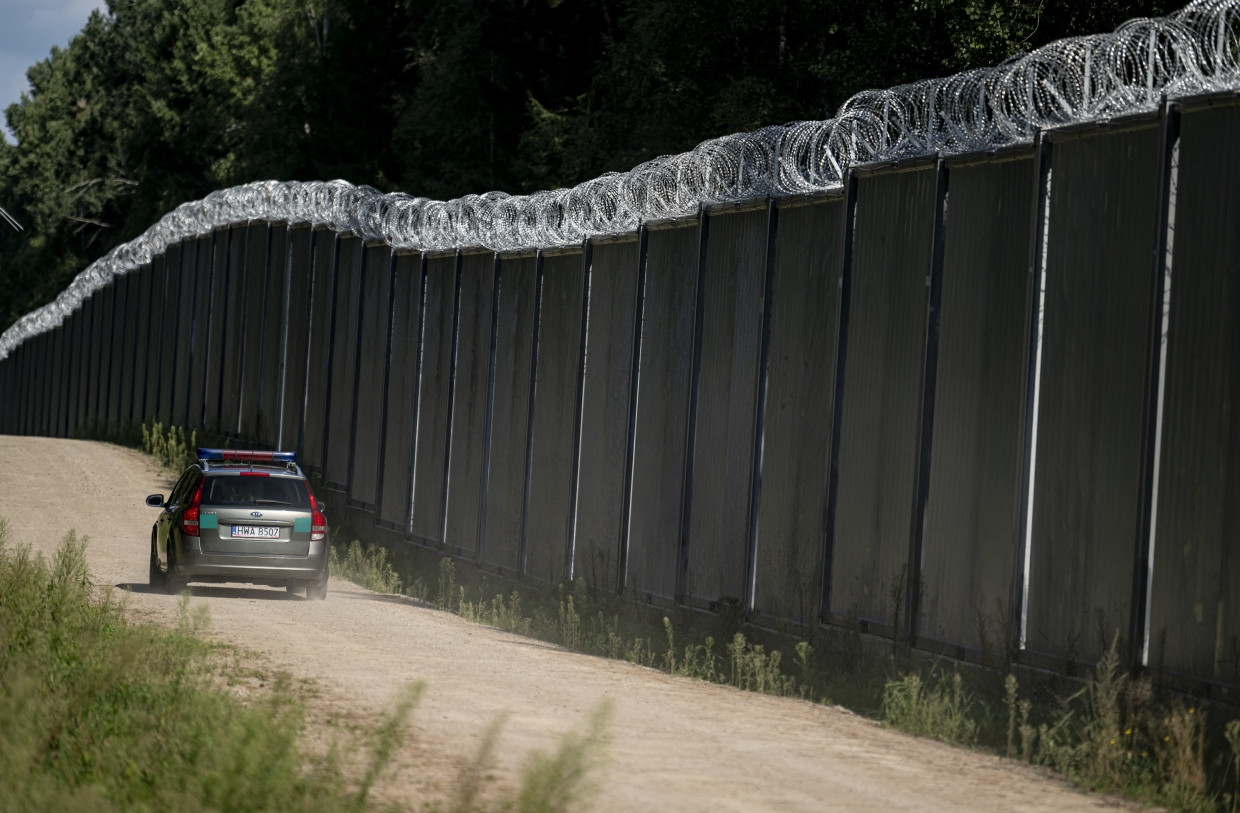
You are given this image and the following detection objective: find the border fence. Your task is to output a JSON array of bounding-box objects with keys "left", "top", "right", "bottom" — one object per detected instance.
[{"left": 2, "top": 4, "right": 1240, "bottom": 699}]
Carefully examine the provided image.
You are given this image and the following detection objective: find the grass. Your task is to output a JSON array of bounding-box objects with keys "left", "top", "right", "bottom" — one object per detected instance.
[{"left": 0, "top": 517, "right": 606, "bottom": 812}]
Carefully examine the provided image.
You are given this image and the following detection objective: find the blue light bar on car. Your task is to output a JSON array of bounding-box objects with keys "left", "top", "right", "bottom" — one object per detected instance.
[{"left": 196, "top": 448, "right": 297, "bottom": 464}]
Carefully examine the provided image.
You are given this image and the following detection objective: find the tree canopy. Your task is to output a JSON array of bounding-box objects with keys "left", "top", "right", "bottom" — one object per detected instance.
[{"left": 0, "top": 0, "right": 1169, "bottom": 330}]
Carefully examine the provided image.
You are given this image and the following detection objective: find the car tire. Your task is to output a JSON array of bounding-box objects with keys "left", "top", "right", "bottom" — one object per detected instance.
[
  {"left": 164, "top": 545, "right": 186, "bottom": 595},
  {"left": 148, "top": 533, "right": 165, "bottom": 589},
  {"left": 305, "top": 561, "right": 328, "bottom": 601}
]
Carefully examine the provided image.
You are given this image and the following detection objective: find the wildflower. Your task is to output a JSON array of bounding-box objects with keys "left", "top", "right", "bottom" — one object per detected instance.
[{"left": 1123, "top": 728, "right": 1132, "bottom": 736}]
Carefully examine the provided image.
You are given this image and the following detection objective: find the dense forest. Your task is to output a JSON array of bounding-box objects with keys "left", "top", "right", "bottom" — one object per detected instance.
[{"left": 0, "top": 0, "right": 1169, "bottom": 332}]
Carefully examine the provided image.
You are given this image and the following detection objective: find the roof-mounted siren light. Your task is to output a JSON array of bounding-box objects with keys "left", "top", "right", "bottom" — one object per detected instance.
[{"left": 196, "top": 448, "right": 298, "bottom": 464}]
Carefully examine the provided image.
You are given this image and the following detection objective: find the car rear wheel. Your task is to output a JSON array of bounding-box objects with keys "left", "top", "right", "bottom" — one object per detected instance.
[
  {"left": 305, "top": 561, "right": 328, "bottom": 601},
  {"left": 148, "top": 533, "right": 165, "bottom": 589},
  {"left": 164, "top": 545, "right": 186, "bottom": 595}
]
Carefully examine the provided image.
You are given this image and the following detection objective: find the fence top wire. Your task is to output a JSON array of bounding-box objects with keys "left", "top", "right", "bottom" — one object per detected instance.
[{"left": 2, "top": 0, "right": 1239, "bottom": 360}]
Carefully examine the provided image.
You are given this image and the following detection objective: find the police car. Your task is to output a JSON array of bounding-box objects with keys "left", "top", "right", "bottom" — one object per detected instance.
[{"left": 146, "top": 449, "right": 329, "bottom": 599}]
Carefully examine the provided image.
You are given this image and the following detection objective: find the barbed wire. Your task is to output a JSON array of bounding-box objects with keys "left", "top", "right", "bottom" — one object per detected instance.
[{"left": 2, "top": 0, "right": 1238, "bottom": 360}]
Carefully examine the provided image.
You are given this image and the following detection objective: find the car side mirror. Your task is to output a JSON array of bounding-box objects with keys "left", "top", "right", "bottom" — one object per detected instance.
[
  {"left": 318, "top": 501, "right": 327, "bottom": 514},
  {"left": 146, "top": 494, "right": 165, "bottom": 508}
]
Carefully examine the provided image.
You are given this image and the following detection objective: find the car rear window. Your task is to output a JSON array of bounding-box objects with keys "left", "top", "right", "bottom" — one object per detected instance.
[{"left": 202, "top": 474, "right": 310, "bottom": 508}]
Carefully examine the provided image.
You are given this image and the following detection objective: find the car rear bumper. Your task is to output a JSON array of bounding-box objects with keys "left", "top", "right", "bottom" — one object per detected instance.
[{"left": 176, "top": 540, "right": 328, "bottom": 584}]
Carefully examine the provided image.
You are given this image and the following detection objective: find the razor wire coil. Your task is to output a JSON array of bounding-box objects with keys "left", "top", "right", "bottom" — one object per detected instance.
[{"left": 3, "top": 0, "right": 1239, "bottom": 359}]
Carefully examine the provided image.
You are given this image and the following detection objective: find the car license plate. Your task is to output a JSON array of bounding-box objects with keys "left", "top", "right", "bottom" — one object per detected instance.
[{"left": 231, "top": 525, "right": 280, "bottom": 539}]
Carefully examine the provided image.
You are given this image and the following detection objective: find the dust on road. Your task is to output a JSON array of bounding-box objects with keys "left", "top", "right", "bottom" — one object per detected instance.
[{"left": 0, "top": 435, "right": 1145, "bottom": 812}]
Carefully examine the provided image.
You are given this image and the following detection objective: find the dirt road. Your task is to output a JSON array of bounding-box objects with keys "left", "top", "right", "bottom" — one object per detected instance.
[{"left": 0, "top": 435, "right": 1141, "bottom": 811}]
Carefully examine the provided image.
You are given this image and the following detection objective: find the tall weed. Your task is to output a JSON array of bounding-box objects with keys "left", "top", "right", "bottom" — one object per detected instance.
[
  {"left": 881, "top": 671, "right": 979, "bottom": 746},
  {"left": 330, "top": 539, "right": 403, "bottom": 594},
  {"left": 140, "top": 421, "right": 197, "bottom": 471}
]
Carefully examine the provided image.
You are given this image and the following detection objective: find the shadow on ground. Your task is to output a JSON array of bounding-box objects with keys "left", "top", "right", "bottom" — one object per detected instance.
[{"left": 116, "top": 583, "right": 304, "bottom": 601}]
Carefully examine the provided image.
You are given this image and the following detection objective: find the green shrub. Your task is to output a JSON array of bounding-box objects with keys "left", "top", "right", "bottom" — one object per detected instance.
[
  {"left": 330, "top": 539, "right": 402, "bottom": 595},
  {"left": 140, "top": 421, "right": 197, "bottom": 472},
  {"left": 881, "top": 671, "right": 980, "bottom": 746}
]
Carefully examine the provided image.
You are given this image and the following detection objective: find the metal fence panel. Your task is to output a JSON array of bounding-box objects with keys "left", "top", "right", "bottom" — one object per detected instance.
[
  {"left": 44, "top": 327, "right": 59, "bottom": 434},
  {"left": 71, "top": 297, "right": 91, "bottom": 433},
  {"left": 3, "top": 353, "right": 15, "bottom": 432},
  {"left": 12, "top": 343, "right": 25, "bottom": 432},
  {"left": 119, "top": 270, "right": 140, "bottom": 428},
  {"left": 919, "top": 155, "right": 1035, "bottom": 652},
  {"left": 525, "top": 251, "right": 586, "bottom": 584},
  {"left": 143, "top": 256, "right": 170, "bottom": 428},
  {"left": 325, "top": 235, "right": 363, "bottom": 488},
  {"left": 218, "top": 225, "right": 250, "bottom": 434},
  {"left": 239, "top": 223, "right": 270, "bottom": 439},
  {"left": 88, "top": 283, "right": 113, "bottom": 429},
  {"left": 33, "top": 330, "right": 47, "bottom": 433},
  {"left": 752, "top": 198, "right": 844, "bottom": 627},
  {"left": 169, "top": 242, "right": 196, "bottom": 427},
  {"left": 153, "top": 246, "right": 181, "bottom": 426},
  {"left": 256, "top": 224, "right": 288, "bottom": 446},
  {"left": 627, "top": 224, "right": 699, "bottom": 601},
  {"left": 105, "top": 277, "right": 128, "bottom": 432},
  {"left": 444, "top": 253, "right": 495, "bottom": 557},
  {"left": 482, "top": 255, "right": 537, "bottom": 574},
  {"left": 186, "top": 236, "right": 214, "bottom": 429},
  {"left": 686, "top": 207, "right": 767, "bottom": 606},
  {"left": 46, "top": 324, "right": 64, "bottom": 436},
  {"left": 828, "top": 166, "right": 937, "bottom": 632},
  {"left": 279, "top": 225, "right": 313, "bottom": 451},
  {"left": 302, "top": 228, "right": 337, "bottom": 471},
  {"left": 47, "top": 321, "right": 64, "bottom": 436},
  {"left": 13, "top": 342, "right": 28, "bottom": 433},
  {"left": 45, "top": 326, "right": 58, "bottom": 434},
  {"left": 410, "top": 254, "right": 456, "bottom": 544},
  {"left": 61, "top": 309, "right": 80, "bottom": 435},
  {"left": 203, "top": 230, "right": 233, "bottom": 432},
  {"left": 378, "top": 253, "right": 423, "bottom": 529},
  {"left": 349, "top": 244, "right": 393, "bottom": 509},
  {"left": 130, "top": 263, "right": 154, "bottom": 426},
  {"left": 60, "top": 319, "right": 74, "bottom": 435},
  {"left": 79, "top": 290, "right": 98, "bottom": 431},
  {"left": 1149, "top": 101, "right": 1240, "bottom": 686},
  {"left": 574, "top": 239, "right": 640, "bottom": 591},
  {"left": 0, "top": 354, "right": 9, "bottom": 432},
  {"left": 31, "top": 328, "right": 49, "bottom": 435},
  {"left": 99, "top": 279, "right": 119, "bottom": 433},
  {"left": 1026, "top": 123, "right": 1161, "bottom": 664},
  {"left": 113, "top": 272, "right": 138, "bottom": 431}
]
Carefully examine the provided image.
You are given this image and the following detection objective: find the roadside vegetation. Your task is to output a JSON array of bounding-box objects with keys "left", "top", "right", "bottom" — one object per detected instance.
[
  {"left": 140, "top": 420, "right": 198, "bottom": 472},
  {"left": 0, "top": 516, "right": 607, "bottom": 812}
]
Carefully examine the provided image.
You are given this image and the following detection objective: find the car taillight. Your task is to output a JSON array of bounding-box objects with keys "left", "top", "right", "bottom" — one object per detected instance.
[
  {"left": 305, "top": 482, "right": 326, "bottom": 541},
  {"left": 182, "top": 480, "right": 204, "bottom": 537}
]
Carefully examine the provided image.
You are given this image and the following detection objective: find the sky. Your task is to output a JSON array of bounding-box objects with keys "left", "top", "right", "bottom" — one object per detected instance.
[{"left": 0, "top": 0, "right": 107, "bottom": 142}]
